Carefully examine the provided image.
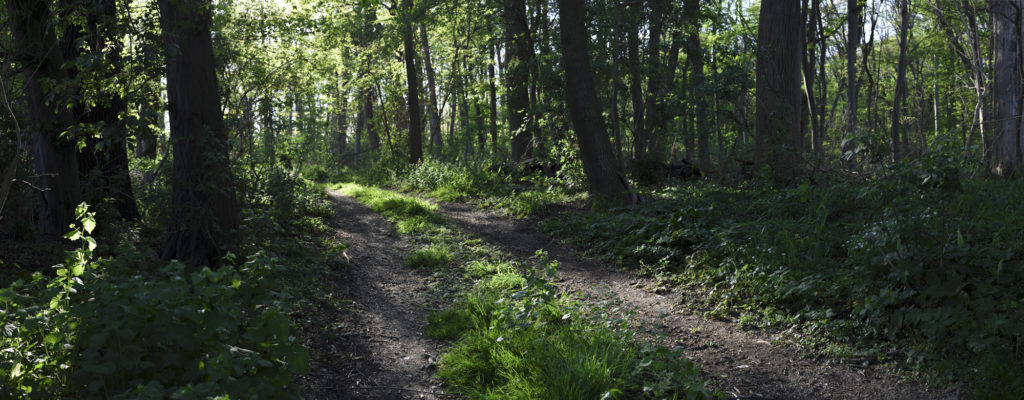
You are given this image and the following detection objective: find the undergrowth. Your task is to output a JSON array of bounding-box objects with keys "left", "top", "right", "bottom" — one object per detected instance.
[
  {"left": 1, "top": 163, "right": 342, "bottom": 399},
  {"left": 542, "top": 159, "right": 1024, "bottom": 397},
  {"left": 333, "top": 158, "right": 585, "bottom": 218},
  {"left": 335, "top": 182, "right": 717, "bottom": 399}
]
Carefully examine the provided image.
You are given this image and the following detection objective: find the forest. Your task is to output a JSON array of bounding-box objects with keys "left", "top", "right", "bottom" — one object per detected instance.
[{"left": 1, "top": 0, "right": 1023, "bottom": 398}]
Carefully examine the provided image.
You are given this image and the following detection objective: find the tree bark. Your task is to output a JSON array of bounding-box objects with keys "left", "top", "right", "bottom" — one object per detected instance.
[
  {"left": 889, "top": 0, "right": 911, "bottom": 162},
  {"left": 626, "top": 3, "right": 646, "bottom": 161},
  {"left": 401, "top": 0, "right": 423, "bottom": 163},
  {"left": 420, "top": 25, "right": 442, "bottom": 156},
  {"left": 505, "top": 0, "right": 534, "bottom": 161},
  {"left": 157, "top": 0, "right": 240, "bottom": 267},
  {"left": 843, "top": 0, "right": 861, "bottom": 160},
  {"left": 989, "top": 0, "right": 1024, "bottom": 175},
  {"left": 73, "top": 0, "right": 140, "bottom": 222},
  {"left": 6, "top": 0, "right": 83, "bottom": 240},
  {"left": 684, "top": 0, "right": 709, "bottom": 170},
  {"left": 755, "top": 0, "right": 803, "bottom": 184},
  {"left": 489, "top": 42, "right": 499, "bottom": 155},
  {"left": 558, "top": 0, "right": 634, "bottom": 206}
]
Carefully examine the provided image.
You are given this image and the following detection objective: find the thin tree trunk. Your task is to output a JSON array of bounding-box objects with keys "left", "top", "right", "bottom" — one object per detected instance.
[
  {"left": 626, "top": 3, "right": 645, "bottom": 161},
  {"left": 889, "top": 0, "right": 911, "bottom": 162},
  {"left": 402, "top": 0, "right": 423, "bottom": 163},
  {"left": 420, "top": 24, "right": 442, "bottom": 156},
  {"left": 843, "top": 0, "right": 861, "bottom": 161},
  {"left": 684, "top": 0, "right": 709, "bottom": 170},
  {"left": 489, "top": 42, "right": 499, "bottom": 155}
]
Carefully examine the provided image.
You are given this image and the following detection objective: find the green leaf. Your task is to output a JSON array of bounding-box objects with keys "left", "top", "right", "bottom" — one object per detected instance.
[
  {"left": 10, "top": 362, "right": 22, "bottom": 379},
  {"left": 71, "top": 263, "right": 85, "bottom": 277},
  {"left": 66, "top": 231, "right": 82, "bottom": 241},
  {"left": 43, "top": 333, "right": 61, "bottom": 346},
  {"left": 86, "top": 237, "right": 97, "bottom": 252},
  {"left": 83, "top": 217, "right": 96, "bottom": 234},
  {"left": 3, "top": 323, "right": 16, "bottom": 337}
]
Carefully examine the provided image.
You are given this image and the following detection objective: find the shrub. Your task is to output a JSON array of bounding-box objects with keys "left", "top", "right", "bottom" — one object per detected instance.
[{"left": 0, "top": 204, "right": 309, "bottom": 399}]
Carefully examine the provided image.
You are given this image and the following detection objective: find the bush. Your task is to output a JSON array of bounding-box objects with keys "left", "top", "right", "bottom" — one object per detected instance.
[
  {"left": 0, "top": 204, "right": 309, "bottom": 399},
  {"left": 543, "top": 161, "right": 1024, "bottom": 394}
]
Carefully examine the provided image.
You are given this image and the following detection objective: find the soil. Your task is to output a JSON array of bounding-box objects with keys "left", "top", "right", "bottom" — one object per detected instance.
[
  {"left": 303, "top": 190, "right": 966, "bottom": 400},
  {"left": 300, "top": 191, "right": 449, "bottom": 399},
  {"left": 434, "top": 201, "right": 966, "bottom": 400}
]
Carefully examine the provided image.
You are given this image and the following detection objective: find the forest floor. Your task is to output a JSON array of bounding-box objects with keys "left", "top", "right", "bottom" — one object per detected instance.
[
  {"left": 300, "top": 191, "right": 450, "bottom": 399},
  {"left": 304, "top": 189, "right": 964, "bottom": 400}
]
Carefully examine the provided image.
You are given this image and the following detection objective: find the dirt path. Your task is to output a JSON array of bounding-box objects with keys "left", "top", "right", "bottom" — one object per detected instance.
[
  {"left": 301, "top": 192, "right": 448, "bottom": 399},
  {"left": 436, "top": 202, "right": 965, "bottom": 400}
]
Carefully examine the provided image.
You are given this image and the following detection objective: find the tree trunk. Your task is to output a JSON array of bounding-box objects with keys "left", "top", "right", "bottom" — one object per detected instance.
[
  {"left": 989, "top": 0, "right": 1024, "bottom": 175},
  {"left": 402, "top": 0, "right": 423, "bottom": 163},
  {"left": 641, "top": 0, "right": 670, "bottom": 159},
  {"left": 505, "top": 0, "right": 533, "bottom": 161},
  {"left": 626, "top": 3, "right": 646, "bottom": 161},
  {"left": 801, "top": 0, "right": 820, "bottom": 159},
  {"left": 421, "top": 25, "right": 442, "bottom": 156},
  {"left": 754, "top": 0, "right": 803, "bottom": 184},
  {"left": 157, "top": 0, "right": 240, "bottom": 267},
  {"left": 843, "top": 0, "right": 861, "bottom": 160},
  {"left": 335, "top": 87, "right": 349, "bottom": 155},
  {"left": 66, "top": 0, "right": 141, "bottom": 221},
  {"left": 684, "top": 0, "right": 709, "bottom": 170},
  {"left": 354, "top": 93, "right": 365, "bottom": 165},
  {"left": 489, "top": 42, "right": 499, "bottom": 155},
  {"left": 6, "top": 0, "right": 83, "bottom": 240},
  {"left": 889, "top": 0, "right": 911, "bottom": 162},
  {"left": 364, "top": 89, "right": 379, "bottom": 153},
  {"left": 558, "top": 0, "right": 633, "bottom": 206}
]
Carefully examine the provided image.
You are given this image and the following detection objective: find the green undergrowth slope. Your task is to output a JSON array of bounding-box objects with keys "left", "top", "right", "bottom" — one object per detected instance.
[
  {"left": 325, "top": 158, "right": 587, "bottom": 218},
  {"left": 1, "top": 165, "right": 345, "bottom": 399},
  {"left": 543, "top": 166, "right": 1024, "bottom": 397},
  {"left": 330, "top": 182, "right": 718, "bottom": 399}
]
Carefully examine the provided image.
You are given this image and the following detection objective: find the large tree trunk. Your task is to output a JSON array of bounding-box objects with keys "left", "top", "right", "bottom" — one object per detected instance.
[
  {"left": 989, "top": 0, "right": 1024, "bottom": 175},
  {"left": 889, "top": 0, "right": 911, "bottom": 162},
  {"left": 505, "top": 0, "right": 533, "bottom": 161},
  {"left": 6, "top": 0, "right": 83, "bottom": 240},
  {"left": 158, "top": 0, "right": 240, "bottom": 267},
  {"left": 420, "top": 25, "right": 442, "bottom": 156},
  {"left": 754, "top": 0, "right": 803, "bottom": 184},
  {"left": 68, "top": 0, "right": 141, "bottom": 222},
  {"left": 558, "top": 0, "right": 633, "bottom": 206},
  {"left": 401, "top": 0, "right": 423, "bottom": 163}
]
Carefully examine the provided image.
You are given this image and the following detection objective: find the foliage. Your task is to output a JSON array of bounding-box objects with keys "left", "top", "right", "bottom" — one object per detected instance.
[
  {"left": 406, "top": 245, "right": 454, "bottom": 269},
  {"left": 336, "top": 183, "right": 716, "bottom": 398},
  {"left": 429, "top": 252, "right": 716, "bottom": 399},
  {"left": 0, "top": 204, "right": 310, "bottom": 399},
  {"left": 347, "top": 158, "right": 585, "bottom": 218},
  {"left": 544, "top": 158, "right": 1024, "bottom": 395}
]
